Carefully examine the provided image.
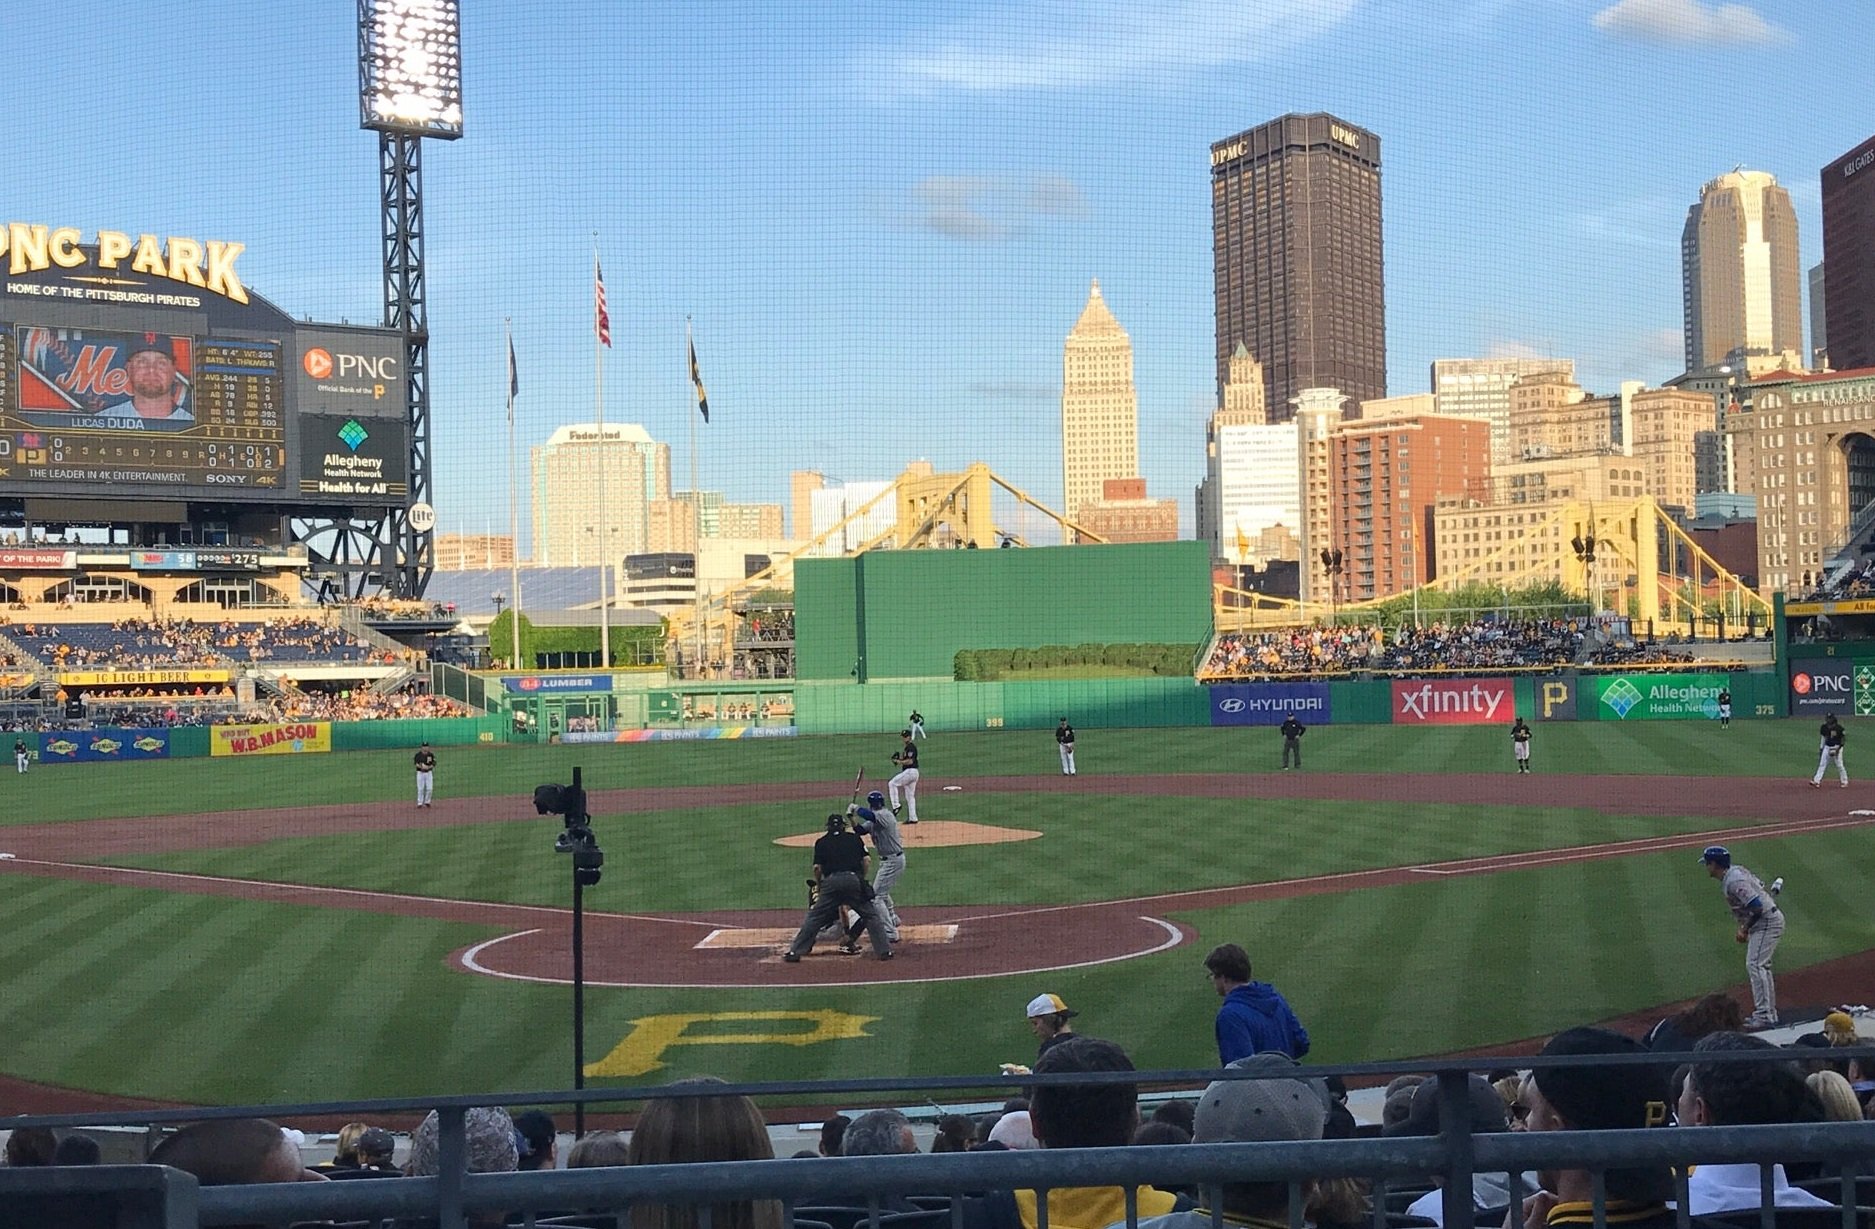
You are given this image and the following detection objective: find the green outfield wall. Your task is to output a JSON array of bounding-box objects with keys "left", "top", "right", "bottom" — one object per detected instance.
[
  {"left": 793, "top": 676, "right": 1206, "bottom": 734},
  {"left": 794, "top": 542, "right": 1213, "bottom": 681}
]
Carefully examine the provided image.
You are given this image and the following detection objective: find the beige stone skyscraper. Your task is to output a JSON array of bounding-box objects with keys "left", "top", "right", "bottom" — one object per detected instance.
[
  {"left": 1061, "top": 280, "right": 1139, "bottom": 528},
  {"left": 1683, "top": 170, "right": 1803, "bottom": 371}
]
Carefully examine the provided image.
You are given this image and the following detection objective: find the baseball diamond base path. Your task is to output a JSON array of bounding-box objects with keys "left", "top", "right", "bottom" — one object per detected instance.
[{"left": 3, "top": 770, "right": 1874, "bottom": 1111}]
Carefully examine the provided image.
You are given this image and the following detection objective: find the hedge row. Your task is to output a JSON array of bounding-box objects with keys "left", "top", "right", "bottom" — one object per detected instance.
[
  {"left": 953, "top": 643, "right": 1200, "bottom": 680},
  {"left": 487, "top": 611, "right": 666, "bottom": 668}
]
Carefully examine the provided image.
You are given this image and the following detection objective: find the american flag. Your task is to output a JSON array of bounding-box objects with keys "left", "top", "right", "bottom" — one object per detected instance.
[{"left": 595, "top": 260, "right": 612, "bottom": 349}]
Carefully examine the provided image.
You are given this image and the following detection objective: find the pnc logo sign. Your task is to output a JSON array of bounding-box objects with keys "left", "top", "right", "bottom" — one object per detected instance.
[{"left": 303, "top": 346, "right": 400, "bottom": 386}]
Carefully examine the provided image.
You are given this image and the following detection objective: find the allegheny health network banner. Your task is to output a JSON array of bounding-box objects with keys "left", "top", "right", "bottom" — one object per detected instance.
[{"left": 1588, "top": 673, "right": 1728, "bottom": 721}]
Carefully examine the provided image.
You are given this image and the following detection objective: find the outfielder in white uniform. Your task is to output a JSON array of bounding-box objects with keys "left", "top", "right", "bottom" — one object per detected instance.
[
  {"left": 1812, "top": 716, "right": 1847, "bottom": 788},
  {"left": 14, "top": 739, "right": 28, "bottom": 774},
  {"left": 888, "top": 730, "right": 920, "bottom": 823},
  {"left": 845, "top": 792, "right": 905, "bottom": 945},
  {"left": 1701, "top": 845, "right": 1785, "bottom": 1028},
  {"left": 1056, "top": 717, "right": 1076, "bottom": 776}
]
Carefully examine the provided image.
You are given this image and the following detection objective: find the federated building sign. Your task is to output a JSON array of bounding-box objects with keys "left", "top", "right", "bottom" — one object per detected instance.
[
  {"left": 58, "top": 669, "right": 230, "bottom": 687},
  {"left": 1590, "top": 673, "right": 1728, "bottom": 721},
  {"left": 210, "top": 721, "right": 332, "bottom": 757}
]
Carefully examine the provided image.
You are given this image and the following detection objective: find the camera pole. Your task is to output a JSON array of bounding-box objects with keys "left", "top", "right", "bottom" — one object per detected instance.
[{"left": 571, "top": 764, "right": 587, "bottom": 1138}]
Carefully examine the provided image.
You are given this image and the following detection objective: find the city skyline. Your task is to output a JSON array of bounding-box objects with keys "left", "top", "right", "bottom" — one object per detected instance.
[{"left": 3, "top": 1, "right": 1859, "bottom": 550}]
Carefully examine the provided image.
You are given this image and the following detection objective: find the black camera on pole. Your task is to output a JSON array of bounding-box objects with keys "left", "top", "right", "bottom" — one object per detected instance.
[
  {"left": 534, "top": 778, "right": 602, "bottom": 885},
  {"left": 534, "top": 765, "right": 602, "bottom": 1134}
]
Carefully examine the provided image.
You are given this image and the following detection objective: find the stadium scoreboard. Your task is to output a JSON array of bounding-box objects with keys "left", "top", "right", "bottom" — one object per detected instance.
[{"left": 0, "top": 222, "right": 408, "bottom": 508}]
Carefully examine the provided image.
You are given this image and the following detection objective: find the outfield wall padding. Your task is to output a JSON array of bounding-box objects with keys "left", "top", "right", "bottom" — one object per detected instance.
[
  {"left": 330, "top": 717, "right": 509, "bottom": 749},
  {"left": 793, "top": 677, "right": 1206, "bottom": 734},
  {"left": 794, "top": 542, "right": 1213, "bottom": 681}
]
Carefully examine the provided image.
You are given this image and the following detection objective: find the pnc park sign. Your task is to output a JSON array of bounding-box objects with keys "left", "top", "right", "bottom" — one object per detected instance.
[{"left": 2, "top": 222, "right": 248, "bottom": 303}]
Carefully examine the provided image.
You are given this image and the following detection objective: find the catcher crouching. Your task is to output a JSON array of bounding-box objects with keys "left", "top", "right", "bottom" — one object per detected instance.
[{"left": 783, "top": 813, "right": 894, "bottom": 962}]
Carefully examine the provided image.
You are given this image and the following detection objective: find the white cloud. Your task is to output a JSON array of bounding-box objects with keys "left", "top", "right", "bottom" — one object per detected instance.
[
  {"left": 886, "top": 174, "right": 1088, "bottom": 241},
  {"left": 1486, "top": 339, "right": 1565, "bottom": 362},
  {"left": 884, "top": 0, "right": 1361, "bottom": 93},
  {"left": 1591, "top": 0, "right": 1792, "bottom": 47}
]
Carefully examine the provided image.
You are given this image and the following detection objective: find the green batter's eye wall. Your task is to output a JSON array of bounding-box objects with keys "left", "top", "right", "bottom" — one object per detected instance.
[{"left": 792, "top": 541, "right": 1214, "bottom": 682}]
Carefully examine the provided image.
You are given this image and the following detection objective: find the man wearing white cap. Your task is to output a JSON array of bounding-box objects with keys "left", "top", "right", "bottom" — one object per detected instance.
[{"left": 1026, "top": 993, "right": 1078, "bottom": 1058}]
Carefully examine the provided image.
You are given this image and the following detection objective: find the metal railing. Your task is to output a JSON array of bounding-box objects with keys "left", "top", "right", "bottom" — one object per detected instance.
[{"left": 5, "top": 1049, "right": 1874, "bottom": 1229}]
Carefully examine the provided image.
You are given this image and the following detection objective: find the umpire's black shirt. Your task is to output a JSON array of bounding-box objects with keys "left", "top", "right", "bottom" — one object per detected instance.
[{"left": 813, "top": 830, "right": 868, "bottom": 877}]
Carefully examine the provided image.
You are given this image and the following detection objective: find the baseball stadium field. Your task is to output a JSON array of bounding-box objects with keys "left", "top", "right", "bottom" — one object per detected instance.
[{"left": 1, "top": 718, "right": 1871, "bottom": 1111}]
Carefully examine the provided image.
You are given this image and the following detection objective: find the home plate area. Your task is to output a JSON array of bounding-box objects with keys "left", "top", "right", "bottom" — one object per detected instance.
[
  {"left": 455, "top": 908, "right": 1187, "bottom": 987},
  {"left": 699, "top": 924, "right": 962, "bottom": 956}
]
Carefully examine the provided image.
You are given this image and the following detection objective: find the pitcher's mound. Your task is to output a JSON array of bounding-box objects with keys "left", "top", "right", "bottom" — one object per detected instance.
[{"left": 774, "top": 821, "right": 1040, "bottom": 848}]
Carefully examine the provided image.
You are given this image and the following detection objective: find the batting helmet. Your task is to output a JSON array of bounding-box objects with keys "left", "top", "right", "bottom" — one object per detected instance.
[
  {"left": 1699, "top": 845, "right": 1731, "bottom": 868},
  {"left": 867, "top": 791, "right": 886, "bottom": 808}
]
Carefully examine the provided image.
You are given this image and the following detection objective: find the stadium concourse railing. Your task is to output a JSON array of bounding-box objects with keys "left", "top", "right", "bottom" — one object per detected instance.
[{"left": 5, "top": 1050, "right": 1874, "bottom": 1229}]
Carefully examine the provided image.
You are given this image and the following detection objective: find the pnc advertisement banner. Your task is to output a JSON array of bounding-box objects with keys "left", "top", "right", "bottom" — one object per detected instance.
[
  {"left": 37, "top": 727, "right": 171, "bottom": 763},
  {"left": 1590, "top": 673, "right": 1728, "bottom": 721},
  {"left": 210, "top": 721, "right": 332, "bottom": 757},
  {"left": 1786, "top": 663, "right": 1875, "bottom": 716},
  {"left": 1208, "top": 682, "right": 1331, "bottom": 726},
  {"left": 1391, "top": 678, "right": 1515, "bottom": 725}
]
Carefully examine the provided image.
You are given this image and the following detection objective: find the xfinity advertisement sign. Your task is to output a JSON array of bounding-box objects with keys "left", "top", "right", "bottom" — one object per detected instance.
[{"left": 1790, "top": 665, "right": 1854, "bottom": 715}]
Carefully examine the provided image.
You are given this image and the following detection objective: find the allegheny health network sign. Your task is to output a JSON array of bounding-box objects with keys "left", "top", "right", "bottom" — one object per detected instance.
[{"left": 1590, "top": 673, "right": 1728, "bottom": 721}]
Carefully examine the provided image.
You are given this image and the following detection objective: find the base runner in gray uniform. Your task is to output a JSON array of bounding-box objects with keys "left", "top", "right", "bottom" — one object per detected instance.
[
  {"left": 1700, "top": 844, "right": 1785, "bottom": 1029},
  {"left": 844, "top": 791, "right": 904, "bottom": 946}
]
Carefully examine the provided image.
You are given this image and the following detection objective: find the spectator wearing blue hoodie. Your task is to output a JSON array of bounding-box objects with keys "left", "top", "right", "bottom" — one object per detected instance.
[{"left": 1204, "top": 942, "right": 1309, "bottom": 1064}]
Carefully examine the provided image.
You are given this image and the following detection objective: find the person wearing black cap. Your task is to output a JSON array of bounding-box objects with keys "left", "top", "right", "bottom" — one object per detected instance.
[
  {"left": 888, "top": 729, "right": 921, "bottom": 823},
  {"left": 1520, "top": 1027, "right": 1675, "bottom": 1229},
  {"left": 783, "top": 813, "right": 892, "bottom": 962},
  {"left": 1698, "top": 845, "right": 1784, "bottom": 1029},
  {"left": 1812, "top": 714, "right": 1848, "bottom": 787},
  {"left": 1055, "top": 717, "right": 1076, "bottom": 776},
  {"left": 414, "top": 741, "right": 437, "bottom": 807}
]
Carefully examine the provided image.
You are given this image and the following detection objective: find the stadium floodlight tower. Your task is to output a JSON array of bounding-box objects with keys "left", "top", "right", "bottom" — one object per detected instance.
[{"left": 343, "top": 0, "right": 462, "bottom": 599}]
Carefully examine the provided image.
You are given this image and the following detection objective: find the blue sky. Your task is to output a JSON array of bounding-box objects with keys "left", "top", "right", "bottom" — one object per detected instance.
[{"left": 1, "top": 0, "right": 1865, "bottom": 546}]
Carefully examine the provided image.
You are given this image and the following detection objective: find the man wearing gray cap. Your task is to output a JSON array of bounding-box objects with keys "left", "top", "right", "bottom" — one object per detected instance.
[
  {"left": 1384, "top": 1075, "right": 1535, "bottom": 1226},
  {"left": 1120, "top": 1053, "right": 1329, "bottom": 1229}
]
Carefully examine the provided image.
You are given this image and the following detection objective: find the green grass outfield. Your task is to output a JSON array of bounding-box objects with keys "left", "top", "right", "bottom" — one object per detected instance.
[{"left": 0, "top": 721, "right": 1867, "bottom": 1107}]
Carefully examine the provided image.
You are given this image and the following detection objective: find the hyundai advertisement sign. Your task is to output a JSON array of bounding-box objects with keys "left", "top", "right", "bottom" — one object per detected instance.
[{"left": 1209, "top": 682, "right": 1331, "bottom": 726}]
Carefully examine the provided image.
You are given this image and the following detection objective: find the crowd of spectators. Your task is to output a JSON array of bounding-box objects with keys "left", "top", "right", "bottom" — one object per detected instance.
[
  {"left": 275, "top": 686, "right": 471, "bottom": 723},
  {"left": 7, "top": 968, "right": 1867, "bottom": 1229},
  {"left": 740, "top": 610, "right": 795, "bottom": 642},
  {"left": 0, "top": 615, "right": 384, "bottom": 669},
  {"left": 9, "top": 986, "right": 1868, "bottom": 1229},
  {"left": 1202, "top": 617, "right": 1718, "bottom": 680}
]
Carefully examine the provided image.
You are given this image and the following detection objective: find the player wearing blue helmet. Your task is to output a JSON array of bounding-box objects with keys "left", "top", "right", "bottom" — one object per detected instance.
[
  {"left": 1700, "top": 845, "right": 1785, "bottom": 1029},
  {"left": 843, "top": 789, "right": 906, "bottom": 948}
]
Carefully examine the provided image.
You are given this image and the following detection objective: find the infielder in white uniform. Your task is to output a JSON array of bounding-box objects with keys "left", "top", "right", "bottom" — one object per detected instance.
[
  {"left": 1701, "top": 845, "right": 1785, "bottom": 1028},
  {"left": 414, "top": 742, "right": 436, "bottom": 807},
  {"left": 1056, "top": 717, "right": 1076, "bottom": 775},
  {"left": 888, "top": 730, "right": 920, "bottom": 823},
  {"left": 1812, "top": 715, "right": 1848, "bottom": 788},
  {"left": 845, "top": 791, "right": 905, "bottom": 946}
]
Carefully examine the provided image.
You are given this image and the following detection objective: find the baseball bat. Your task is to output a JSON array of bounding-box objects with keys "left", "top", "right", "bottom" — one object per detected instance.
[{"left": 848, "top": 765, "right": 865, "bottom": 807}]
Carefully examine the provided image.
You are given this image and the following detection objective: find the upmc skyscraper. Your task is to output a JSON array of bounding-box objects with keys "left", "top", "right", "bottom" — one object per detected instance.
[{"left": 1211, "top": 113, "right": 1386, "bottom": 421}]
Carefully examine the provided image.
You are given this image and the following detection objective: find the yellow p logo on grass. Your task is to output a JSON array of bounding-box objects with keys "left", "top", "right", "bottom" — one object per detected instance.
[{"left": 584, "top": 1010, "right": 879, "bottom": 1078}]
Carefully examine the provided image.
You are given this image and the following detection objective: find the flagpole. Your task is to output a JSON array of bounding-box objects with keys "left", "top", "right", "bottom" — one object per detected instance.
[
  {"left": 506, "top": 318, "right": 523, "bottom": 672},
  {"left": 595, "top": 245, "right": 611, "bottom": 670},
  {"left": 687, "top": 318, "right": 702, "bottom": 676}
]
